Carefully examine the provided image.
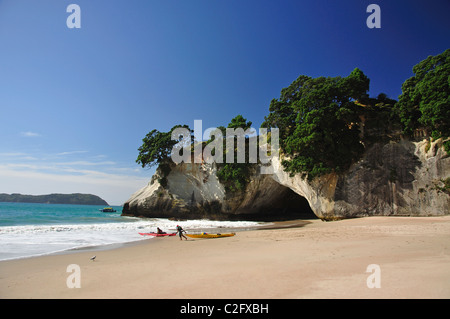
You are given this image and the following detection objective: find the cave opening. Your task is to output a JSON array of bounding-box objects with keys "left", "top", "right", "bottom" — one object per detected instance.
[
  {"left": 268, "top": 185, "right": 318, "bottom": 221},
  {"left": 247, "top": 184, "right": 317, "bottom": 222},
  {"left": 281, "top": 187, "right": 317, "bottom": 219}
]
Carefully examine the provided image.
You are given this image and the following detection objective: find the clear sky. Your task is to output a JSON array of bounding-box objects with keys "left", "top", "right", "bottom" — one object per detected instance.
[{"left": 0, "top": 0, "right": 449, "bottom": 205}]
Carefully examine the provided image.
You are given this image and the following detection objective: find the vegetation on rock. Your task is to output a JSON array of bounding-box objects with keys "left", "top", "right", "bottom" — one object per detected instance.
[
  {"left": 396, "top": 48, "right": 450, "bottom": 153},
  {"left": 216, "top": 115, "right": 256, "bottom": 192},
  {"left": 136, "top": 49, "right": 449, "bottom": 188}
]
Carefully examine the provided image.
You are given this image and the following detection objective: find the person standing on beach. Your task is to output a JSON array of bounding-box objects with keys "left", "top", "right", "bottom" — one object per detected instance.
[{"left": 176, "top": 225, "right": 187, "bottom": 241}]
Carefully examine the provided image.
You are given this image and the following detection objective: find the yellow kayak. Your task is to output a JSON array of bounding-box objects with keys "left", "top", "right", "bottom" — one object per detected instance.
[{"left": 186, "top": 232, "right": 235, "bottom": 239}]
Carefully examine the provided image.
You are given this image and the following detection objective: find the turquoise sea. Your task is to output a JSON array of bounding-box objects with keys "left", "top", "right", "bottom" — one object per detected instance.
[
  {"left": 0, "top": 202, "right": 266, "bottom": 261},
  {"left": 0, "top": 202, "right": 125, "bottom": 227}
]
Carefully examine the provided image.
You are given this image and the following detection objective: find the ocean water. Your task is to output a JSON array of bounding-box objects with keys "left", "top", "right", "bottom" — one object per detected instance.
[{"left": 0, "top": 202, "right": 266, "bottom": 261}]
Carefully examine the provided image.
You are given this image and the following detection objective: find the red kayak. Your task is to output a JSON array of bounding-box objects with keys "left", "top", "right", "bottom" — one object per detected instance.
[{"left": 139, "top": 232, "right": 176, "bottom": 237}]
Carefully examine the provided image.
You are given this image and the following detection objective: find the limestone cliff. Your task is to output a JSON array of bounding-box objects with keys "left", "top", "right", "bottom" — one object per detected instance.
[
  {"left": 272, "top": 137, "right": 449, "bottom": 219},
  {"left": 122, "top": 137, "right": 449, "bottom": 220},
  {"left": 122, "top": 161, "right": 313, "bottom": 220}
]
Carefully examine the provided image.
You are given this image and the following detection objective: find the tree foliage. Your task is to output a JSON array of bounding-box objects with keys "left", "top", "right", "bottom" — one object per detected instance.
[
  {"left": 216, "top": 115, "right": 255, "bottom": 192},
  {"left": 136, "top": 125, "right": 192, "bottom": 169},
  {"left": 227, "top": 114, "right": 253, "bottom": 131},
  {"left": 136, "top": 125, "right": 192, "bottom": 187},
  {"left": 396, "top": 49, "right": 450, "bottom": 142},
  {"left": 262, "top": 68, "right": 369, "bottom": 179},
  {"left": 135, "top": 49, "right": 449, "bottom": 188}
]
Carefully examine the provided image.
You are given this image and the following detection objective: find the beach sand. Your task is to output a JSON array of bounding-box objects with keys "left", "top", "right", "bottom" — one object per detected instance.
[{"left": 1, "top": 216, "right": 449, "bottom": 299}]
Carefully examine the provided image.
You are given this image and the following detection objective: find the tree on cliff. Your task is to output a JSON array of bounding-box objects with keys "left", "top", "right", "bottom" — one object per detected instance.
[
  {"left": 136, "top": 125, "right": 192, "bottom": 186},
  {"left": 227, "top": 114, "right": 252, "bottom": 131},
  {"left": 396, "top": 48, "right": 450, "bottom": 153},
  {"left": 136, "top": 125, "right": 192, "bottom": 169},
  {"left": 262, "top": 68, "right": 369, "bottom": 179},
  {"left": 216, "top": 115, "right": 255, "bottom": 192}
]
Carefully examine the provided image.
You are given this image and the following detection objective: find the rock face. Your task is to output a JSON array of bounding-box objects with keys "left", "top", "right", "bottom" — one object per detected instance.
[
  {"left": 122, "top": 162, "right": 314, "bottom": 220},
  {"left": 122, "top": 137, "right": 449, "bottom": 220},
  {"left": 272, "top": 138, "right": 449, "bottom": 219}
]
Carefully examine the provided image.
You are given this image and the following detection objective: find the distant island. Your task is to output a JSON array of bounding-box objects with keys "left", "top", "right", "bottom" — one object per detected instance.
[{"left": 0, "top": 193, "right": 109, "bottom": 206}]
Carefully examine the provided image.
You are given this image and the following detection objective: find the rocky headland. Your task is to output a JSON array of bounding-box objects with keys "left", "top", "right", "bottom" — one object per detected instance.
[
  {"left": 122, "top": 50, "right": 450, "bottom": 221},
  {"left": 122, "top": 136, "right": 449, "bottom": 221},
  {"left": 0, "top": 193, "right": 109, "bottom": 206}
]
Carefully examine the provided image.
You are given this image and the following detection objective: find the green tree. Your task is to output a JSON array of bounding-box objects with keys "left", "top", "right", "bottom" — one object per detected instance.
[
  {"left": 137, "top": 125, "right": 185, "bottom": 168},
  {"left": 261, "top": 75, "right": 310, "bottom": 149},
  {"left": 396, "top": 49, "right": 450, "bottom": 146},
  {"left": 216, "top": 115, "right": 255, "bottom": 192},
  {"left": 359, "top": 93, "right": 399, "bottom": 141},
  {"left": 263, "top": 68, "right": 369, "bottom": 179},
  {"left": 227, "top": 114, "right": 252, "bottom": 131},
  {"left": 136, "top": 125, "right": 192, "bottom": 186}
]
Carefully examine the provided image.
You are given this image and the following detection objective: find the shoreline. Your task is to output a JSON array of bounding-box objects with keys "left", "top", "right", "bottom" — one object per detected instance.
[
  {"left": 0, "top": 219, "right": 301, "bottom": 262},
  {"left": 0, "top": 220, "right": 275, "bottom": 262},
  {"left": 1, "top": 215, "right": 449, "bottom": 299}
]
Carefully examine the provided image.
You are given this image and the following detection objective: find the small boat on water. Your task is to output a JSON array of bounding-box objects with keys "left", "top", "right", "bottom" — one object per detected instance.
[
  {"left": 186, "top": 232, "right": 235, "bottom": 239},
  {"left": 100, "top": 207, "right": 117, "bottom": 213}
]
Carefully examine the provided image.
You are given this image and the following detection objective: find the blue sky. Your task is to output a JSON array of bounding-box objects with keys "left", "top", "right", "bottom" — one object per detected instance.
[{"left": 0, "top": 0, "right": 449, "bottom": 205}]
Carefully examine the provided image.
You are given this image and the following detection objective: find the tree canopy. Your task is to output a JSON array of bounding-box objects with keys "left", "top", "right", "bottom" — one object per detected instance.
[
  {"left": 262, "top": 68, "right": 369, "bottom": 179},
  {"left": 135, "top": 48, "right": 449, "bottom": 189},
  {"left": 136, "top": 125, "right": 192, "bottom": 169},
  {"left": 216, "top": 115, "right": 255, "bottom": 192},
  {"left": 136, "top": 124, "right": 192, "bottom": 187},
  {"left": 396, "top": 49, "right": 450, "bottom": 147}
]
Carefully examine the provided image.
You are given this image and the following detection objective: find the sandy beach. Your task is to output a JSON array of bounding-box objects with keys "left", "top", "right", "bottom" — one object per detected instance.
[{"left": 1, "top": 216, "right": 449, "bottom": 299}]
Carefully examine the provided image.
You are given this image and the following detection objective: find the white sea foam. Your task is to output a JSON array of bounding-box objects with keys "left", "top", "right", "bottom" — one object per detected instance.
[{"left": 0, "top": 218, "right": 267, "bottom": 261}]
